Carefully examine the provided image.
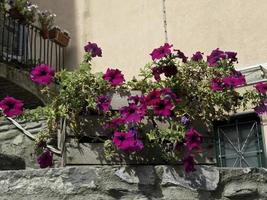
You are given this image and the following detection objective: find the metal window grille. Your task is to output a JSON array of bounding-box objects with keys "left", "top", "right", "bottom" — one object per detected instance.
[{"left": 215, "top": 114, "right": 265, "bottom": 167}]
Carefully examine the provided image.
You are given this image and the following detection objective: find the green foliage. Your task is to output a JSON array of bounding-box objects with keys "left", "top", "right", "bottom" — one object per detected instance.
[{"left": 22, "top": 45, "right": 262, "bottom": 164}]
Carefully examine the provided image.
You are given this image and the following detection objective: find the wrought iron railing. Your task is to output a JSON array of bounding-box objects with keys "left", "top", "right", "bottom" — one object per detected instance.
[{"left": 0, "top": 11, "right": 65, "bottom": 72}]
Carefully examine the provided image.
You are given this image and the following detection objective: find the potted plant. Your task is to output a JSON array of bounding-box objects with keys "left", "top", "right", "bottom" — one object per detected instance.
[
  {"left": 6, "top": 0, "right": 38, "bottom": 24},
  {"left": 18, "top": 41, "right": 264, "bottom": 172},
  {"left": 7, "top": 0, "right": 28, "bottom": 23},
  {"left": 23, "top": 3, "right": 38, "bottom": 24},
  {"left": 37, "top": 10, "right": 56, "bottom": 39},
  {"left": 49, "top": 26, "right": 70, "bottom": 47}
]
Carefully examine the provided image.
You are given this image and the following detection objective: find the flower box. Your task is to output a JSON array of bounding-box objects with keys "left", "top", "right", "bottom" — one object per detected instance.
[
  {"left": 49, "top": 29, "right": 70, "bottom": 47},
  {"left": 58, "top": 91, "right": 216, "bottom": 166}
]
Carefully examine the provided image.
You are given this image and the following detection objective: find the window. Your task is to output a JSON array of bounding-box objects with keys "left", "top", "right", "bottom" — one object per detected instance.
[{"left": 215, "top": 113, "right": 265, "bottom": 167}]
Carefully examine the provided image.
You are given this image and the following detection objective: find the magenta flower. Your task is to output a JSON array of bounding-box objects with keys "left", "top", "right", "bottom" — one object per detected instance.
[
  {"left": 160, "top": 87, "right": 181, "bottom": 103},
  {"left": 225, "top": 51, "right": 238, "bottom": 63},
  {"left": 145, "top": 89, "right": 161, "bottom": 106},
  {"left": 223, "top": 75, "right": 246, "bottom": 88},
  {"left": 191, "top": 51, "right": 203, "bottom": 62},
  {"left": 120, "top": 103, "right": 145, "bottom": 123},
  {"left": 113, "top": 130, "right": 144, "bottom": 152},
  {"left": 105, "top": 117, "right": 125, "bottom": 129},
  {"left": 162, "top": 64, "right": 178, "bottom": 77},
  {"left": 126, "top": 139, "right": 144, "bottom": 152},
  {"left": 84, "top": 42, "right": 102, "bottom": 57},
  {"left": 182, "top": 155, "right": 196, "bottom": 173},
  {"left": 185, "top": 128, "right": 202, "bottom": 151},
  {"left": 254, "top": 103, "right": 267, "bottom": 115},
  {"left": 96, "top": 95, "right": 111, "bottom": 112},
  {"left": 37, "top": 150, "right": 53, "bottom": 168},
  {"left": 30, "top": 64, "right": 55, "bottom": 85},
  {"left": 153, "top": 99, "right": 173, "bottom": 117},
  {"left": 210, "top": 78, "right": 224, "bottom": 91},
  {"left": 0, "top": 96, "right": 24, "bottom": 117},
  {"left": 150, "top": 43, "right": 173, "bottom": 60},
  {"left": 128, "top": 95, "right": 146, "bottom": 106},
  {"left": 152, "top": 66, "right": 163, "bottom": 81},
  {"left": 207, "top": 49, "right": 238, "bottom": 66},
  {"left": 207, "top": 48, "right": 226, "bottom": 66},
  {"left": 255, "top": 82, "right": 267, "bottom": 94},
  {"left": 175, "top": 49, "right": 188, "bottom": 63},
  {"left": 103, "top": 68, "right": 125, "bottom": 86}
]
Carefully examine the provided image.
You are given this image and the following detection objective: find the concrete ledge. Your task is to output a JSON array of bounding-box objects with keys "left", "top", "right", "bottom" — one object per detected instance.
[{"left": 0, "top": 166, "right": 266, "bottom": 200}]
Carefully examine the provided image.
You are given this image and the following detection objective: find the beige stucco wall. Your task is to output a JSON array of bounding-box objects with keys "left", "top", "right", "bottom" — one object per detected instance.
[{"left": 33, "top": 0, "right": 267, "bottom": 80}]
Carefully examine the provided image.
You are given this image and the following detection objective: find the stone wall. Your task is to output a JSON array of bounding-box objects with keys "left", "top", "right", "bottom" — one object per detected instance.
[
  {"left": 0, "top": 118, "right": 47, "bottom": 168},
  {"left": 0, "top": 166, "right": 266, "bottom": 200}
]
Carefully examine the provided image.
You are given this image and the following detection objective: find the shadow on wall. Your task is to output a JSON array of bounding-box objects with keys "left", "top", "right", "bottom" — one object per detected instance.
[{"left": 31, "top": 0, "right": 78, "bottom": 70}]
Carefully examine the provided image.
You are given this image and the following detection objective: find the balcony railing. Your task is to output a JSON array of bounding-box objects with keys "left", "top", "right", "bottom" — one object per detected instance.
[{"left": 0, "top": 11, "right": 65, "bottom": 72}]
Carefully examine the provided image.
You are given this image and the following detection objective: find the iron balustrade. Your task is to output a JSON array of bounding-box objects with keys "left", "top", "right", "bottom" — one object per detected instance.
[{"left": 0, "top": 11, "right": 65, "bottom": 72}]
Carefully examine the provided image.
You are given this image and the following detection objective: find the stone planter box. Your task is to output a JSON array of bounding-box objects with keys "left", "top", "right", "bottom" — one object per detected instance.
[{"left": 59, "top": 91, "right": 216, "bottom": 166}]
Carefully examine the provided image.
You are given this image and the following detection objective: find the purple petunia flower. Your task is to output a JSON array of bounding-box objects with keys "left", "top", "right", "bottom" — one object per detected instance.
[
  {"left": 105, "top": 117, "right": 125, "bottom": 129},
  {"left": 225, "top": 51, "right": 238, "bottom": 63},
  {"left": 210, "top": 78, "right": 224, "bottom": 91},
  {"left": 254, "top": 103, "right": 267, "bottom": 116},
  {"left": 103, "top": 68, "right": 125, "bottom": 86},
  {"left": 0, "top": 96, "right": 24, "bottom": 117},
  {"left": 37, "top": 150, "right": 53, "bottom": 168},
  {"left": 181, "top": 115, "right": 190, "bottom": 126},
  {"left": 207, "top": 48, "right": 238, "bottom": 67},
  {"left": 175, "top": 49, "right": 188, "bottom": 63},
  {"left": 113, "top": 130, "right": 144, "bottom": 152},
  {"left": 223, "top": 73, "right": 246, "bottom": 88},
  {"left": 162, "top": 64, "right": 178, "bottom": 77},
  {"left": 126, "top": 139, "right": 144, "bottom": 152},
  {"left": 160, "top": 87, "right": 181, "bottom": 103},
  {"left": 128, "top": 95, "right": 146, "bottom": 106},
  {"left": 96, "top": 95, "right": 111, "bottom": 112},
  {"left": 191, "top": 51, "right": 203, "bottom": 62},
  {"left": 120, "top": 103, "right": 146, "bottom": 123},
  {"left": 182, "top": 155, "right": 196, "bottom": 173},
  {"left": 150, "top": 43, "right": 173, "bottom": 61},
  {"left": 185, "top": 128, "right": 202, "bottom": 151},
  {"left": 207, "top": 48, "right": 226, "bottom": 67},
  {"left": 255, "top": 82, "right": 267, "bottom": 94},
  {"left": 145, "top": 89, "right": 161, "bottom": 106},
  {"left": 30, "top": 64, "right": 55, "bottom": 85},
  {"left": 84, "top": 42, "right": 102, "bottom": 57},
  {"left": 153, "top": 99, "right": 173, "bottom": 117},
  {"left": 152, "top": 66, "right": 163, "bottom": 81}
]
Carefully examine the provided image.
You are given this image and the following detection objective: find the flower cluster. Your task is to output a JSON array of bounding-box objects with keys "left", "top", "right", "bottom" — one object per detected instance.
[
  {"left": 20, "top": 41, "right": 261, "bottom": 173},
  {"left": 210, "top": 70, "right": 246, "bottom": 91},
  {"left": 207, "top": 48, "right": 238, "bottom": 67},
  {"left": 113, "top": 130, "right": 144, "bottom": 152},
  {"left": 254, "top": 82, "right": 267, "bottom": 115}
]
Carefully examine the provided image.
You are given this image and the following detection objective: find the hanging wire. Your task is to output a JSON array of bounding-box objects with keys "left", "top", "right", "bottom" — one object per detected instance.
[{"left": 162, "top": 0, "right": 168, "bottom": 43}]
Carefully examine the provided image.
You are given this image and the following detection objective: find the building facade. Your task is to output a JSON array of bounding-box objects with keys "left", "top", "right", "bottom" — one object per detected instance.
[{"left": 1, "top": 0, "right": 267, "bottom": 168}]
